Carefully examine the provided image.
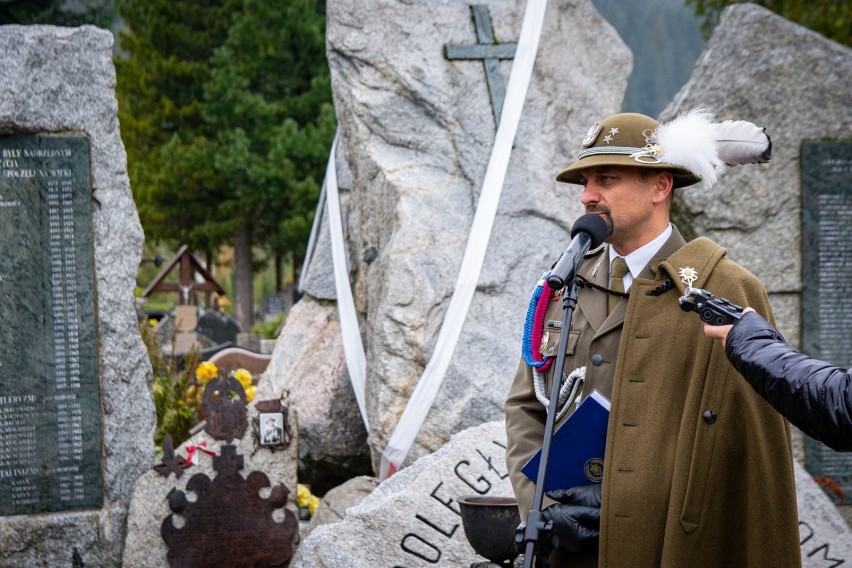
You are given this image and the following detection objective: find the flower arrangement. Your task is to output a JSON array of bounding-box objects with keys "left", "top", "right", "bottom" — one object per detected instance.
[
  {"left": 297, "top": 484, "right": 321, "bottom": 516},
  {"left": 141, "top": 321, "right": 200, "bottom": 450},
  {"left": 188, "top": 362, "right": 256, "bottom": 408},
  {"left": 231, "top": 368, "right": 256, "bottom": 403}
]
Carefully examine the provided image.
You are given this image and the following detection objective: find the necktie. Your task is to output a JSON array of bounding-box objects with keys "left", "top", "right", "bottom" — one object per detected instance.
[{"left": 608, "top": 257, "right": 629, "bottom": 314}]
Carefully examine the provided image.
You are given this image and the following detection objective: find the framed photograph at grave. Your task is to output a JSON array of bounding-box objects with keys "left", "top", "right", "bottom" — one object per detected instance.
[{"left": 259, "top": 412, "right": 285, "bottom": 446}]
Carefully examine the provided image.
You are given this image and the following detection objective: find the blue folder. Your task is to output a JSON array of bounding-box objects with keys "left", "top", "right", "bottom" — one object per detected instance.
[{"left": 521, "top": 389, "right": 611, "bottom": 492}]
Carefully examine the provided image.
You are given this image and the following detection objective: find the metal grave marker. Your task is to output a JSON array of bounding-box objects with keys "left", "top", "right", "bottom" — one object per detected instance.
[
  {"left": 0, "top": 134, "right": 102, "bottom": 515},
  {"left": 801, "top": 140, "right": 852, "bottom": 504},
  {"left": 161, "top": 445, "right": 298, "bottom": 568},
  {"left": 444, "top": 4, "right": 517, "bottom": 125}
]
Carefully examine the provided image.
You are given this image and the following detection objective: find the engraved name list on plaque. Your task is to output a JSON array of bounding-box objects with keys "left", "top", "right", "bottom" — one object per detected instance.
[
  {"left": 801, "top": 140, "right": 852, "bottom": 504},
  {"left": 0, "top": 135, "right": 102, "bottom": 515}
]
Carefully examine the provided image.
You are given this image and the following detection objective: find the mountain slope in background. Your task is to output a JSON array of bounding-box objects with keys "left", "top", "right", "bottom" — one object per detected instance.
[{"left": 592, "top": 0, "right": 705, "bottom": 117}]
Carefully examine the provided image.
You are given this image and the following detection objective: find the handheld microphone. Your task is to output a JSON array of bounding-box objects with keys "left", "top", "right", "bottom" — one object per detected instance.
[{"left": 546, "top": 214, "right": 611, "bottom": 291}]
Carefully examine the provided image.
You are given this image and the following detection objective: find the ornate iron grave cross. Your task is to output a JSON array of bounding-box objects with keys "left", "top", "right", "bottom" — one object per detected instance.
[{"left": 444, "top": 4, "right": 517, "bottom": 126}]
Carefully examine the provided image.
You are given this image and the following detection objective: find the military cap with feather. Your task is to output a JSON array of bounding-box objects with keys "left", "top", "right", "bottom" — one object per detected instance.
[{"left": 557, "top": 109, "right": 772, "bottom": 190}]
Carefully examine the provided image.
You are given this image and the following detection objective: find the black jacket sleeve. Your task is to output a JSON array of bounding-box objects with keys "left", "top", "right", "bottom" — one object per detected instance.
[{"left": 725, "top": 312, "right": 852, "bottom": 452}]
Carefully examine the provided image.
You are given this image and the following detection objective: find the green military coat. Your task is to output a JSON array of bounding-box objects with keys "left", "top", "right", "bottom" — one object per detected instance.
[{"left": 505, "top": 228, "right": 800, "bottom": 567}]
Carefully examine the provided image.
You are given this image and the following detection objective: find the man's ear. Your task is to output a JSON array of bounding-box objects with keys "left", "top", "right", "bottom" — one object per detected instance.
[{"left": 652, "top": 171, "right": 674, "bottom": 204}]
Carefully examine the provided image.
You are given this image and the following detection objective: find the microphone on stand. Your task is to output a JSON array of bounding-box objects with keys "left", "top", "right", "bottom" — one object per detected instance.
[{"left": 546, "top": 214, "right": 611, "bottom": 291}]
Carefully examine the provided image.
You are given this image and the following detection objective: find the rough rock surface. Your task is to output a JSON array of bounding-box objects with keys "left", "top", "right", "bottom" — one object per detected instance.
[
  {"left": 259, "top": 298, "right": 371, "bottom": 492},
  {"left": 661, "top": 4, "right": 852, "bottom": 343},
  {"left": 292, "top": 421, "right": 514, "bottom": 568},
  {"left": 0, "top": 25, "right": 152, "bottom": 567},
  {"left": 304, "top": 475, "right": 379, "bottom": 538},
  {"left": 288, "top": 0, "right": 632, "bottom": 473}
]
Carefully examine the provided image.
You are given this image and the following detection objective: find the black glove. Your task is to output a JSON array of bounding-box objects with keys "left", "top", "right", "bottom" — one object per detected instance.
[{"left": 541, "top": 483, "right": 602, "bottom": 553}]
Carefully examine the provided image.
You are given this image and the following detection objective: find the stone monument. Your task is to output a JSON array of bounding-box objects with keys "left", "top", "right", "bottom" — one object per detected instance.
[
  {"left": 0, "top": 25, "right": 153, "bottom": 566},
  {"left": 273, "top": 0, "right": 631, "bottom": 476},
  {"left": 293, "top": 421, "right": 514, "bottom": 568},
  {"left": 296, "top": 420, "right": 852, "bottom": 566},
  {"left": 800, "top": 140, "right": 852, "bottom": 505}
]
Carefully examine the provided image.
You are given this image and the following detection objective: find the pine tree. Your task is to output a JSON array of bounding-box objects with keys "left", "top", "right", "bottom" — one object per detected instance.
[
  {"left": 0, "top": 0, "right": 114, "bottom": 27},
  {"left": 687, "top": 0, "right": 850, "bottom": 46},
  {"left": 116, "top": 0, "right": 334, "bottom": 331}
]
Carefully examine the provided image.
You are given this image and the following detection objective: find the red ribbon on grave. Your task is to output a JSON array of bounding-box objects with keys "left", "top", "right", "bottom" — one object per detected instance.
[{"left": 184, "top": 441, "right": 217, "bottom": 466}]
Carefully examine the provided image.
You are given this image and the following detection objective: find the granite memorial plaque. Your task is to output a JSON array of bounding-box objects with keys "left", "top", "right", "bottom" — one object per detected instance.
[
  {"left": 801, "top": 140, "right": 852, "bottom": 504},
  {"left": 0, "top": 134, "right": 102, "bottom": 515}
]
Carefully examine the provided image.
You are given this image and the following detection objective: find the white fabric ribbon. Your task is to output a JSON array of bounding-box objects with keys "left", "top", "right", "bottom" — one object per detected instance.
[
  {"left": 379, "top": 0, "right": 549, "bottom": 480},
  {"left": 324, "top": 131, "right": 369, "bottom": 429}
]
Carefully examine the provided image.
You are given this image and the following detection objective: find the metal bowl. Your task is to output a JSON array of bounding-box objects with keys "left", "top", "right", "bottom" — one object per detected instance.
[{"left": 457, "top": 495, "right": 520, "bottom": 565}]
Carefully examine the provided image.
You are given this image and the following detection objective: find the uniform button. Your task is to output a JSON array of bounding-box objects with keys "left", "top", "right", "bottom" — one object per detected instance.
[
  {"left": 703, "top": 410, "right": 717, "bottom": 424},
  {"left": 591, "top": 354, "right": 604, "bottom": 366}
]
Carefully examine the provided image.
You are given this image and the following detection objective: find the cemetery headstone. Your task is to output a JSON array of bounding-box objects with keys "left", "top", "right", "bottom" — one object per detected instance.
[
  {"left": 0, "top": 25, "right": 152, "bottom": 566},
  {"left": 123, "top": 403, "right": 300, "bottom": 567},
  {"left": 197, "top": 310, "right": 242, "bottom": 345},
  {"left": 161, "top": 445, "right": 298, "bottom": 568},
  {"left": 801, "top": 140, "right": 852, "bottom": 505}
]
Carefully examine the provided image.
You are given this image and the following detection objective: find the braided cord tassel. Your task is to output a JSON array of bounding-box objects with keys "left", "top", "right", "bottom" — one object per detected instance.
[{"left": 522, "top": 273, "right": 554, "bottom": 371}]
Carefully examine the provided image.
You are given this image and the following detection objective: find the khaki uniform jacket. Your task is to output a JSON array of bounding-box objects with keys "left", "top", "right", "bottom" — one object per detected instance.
[{"left": 505, "top": 228, "right": 800, "bottom": 567}]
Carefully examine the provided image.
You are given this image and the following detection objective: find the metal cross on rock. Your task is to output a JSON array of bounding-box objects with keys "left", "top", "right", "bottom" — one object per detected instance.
[{"left": 444, "top": 4, "right": 518, "bottom": 126}]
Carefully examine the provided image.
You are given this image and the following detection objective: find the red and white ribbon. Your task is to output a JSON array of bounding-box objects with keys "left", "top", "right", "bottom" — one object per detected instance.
[{"left": 184, "top": 441, "right": 217, "bottom": 466}]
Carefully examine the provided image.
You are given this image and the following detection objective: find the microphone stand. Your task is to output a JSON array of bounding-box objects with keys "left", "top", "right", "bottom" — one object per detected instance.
[{"left": 516, "top": 277, "right": 580, "bottom": 568}]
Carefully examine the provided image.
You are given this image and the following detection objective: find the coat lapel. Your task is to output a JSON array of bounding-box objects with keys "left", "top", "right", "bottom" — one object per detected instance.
[
  {"left": 596, "top": 227, "right": 687, "bottom": 337},
  {"left": 576, "top": 244, "right": 609, "bottom": 332}
]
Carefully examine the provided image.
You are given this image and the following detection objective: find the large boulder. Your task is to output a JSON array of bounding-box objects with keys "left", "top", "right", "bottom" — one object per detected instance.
[
  {"left": 661, "top": 3, "right": 852, "bottom": 342},
  {"left": 0, "top": 25, "right": 152, "bottom": 566},
  {"left": 259, "top": 298, "right": 371, "bottom": 492},
  {"left": 292, "top": 421, "right": 513, "bottom": 567},
  {"left": 276, "top": 0, "right": 631, "bottom": 474}
]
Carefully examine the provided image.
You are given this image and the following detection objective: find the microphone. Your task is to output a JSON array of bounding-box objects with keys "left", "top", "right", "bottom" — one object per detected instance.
[{"left": 546, "top": 214, "right": 611, "bottom": 291}]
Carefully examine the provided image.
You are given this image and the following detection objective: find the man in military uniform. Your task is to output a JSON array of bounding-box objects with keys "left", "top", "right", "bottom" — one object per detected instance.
[{"left": 505, "top": 112, "right": 800, "bottom": 567}]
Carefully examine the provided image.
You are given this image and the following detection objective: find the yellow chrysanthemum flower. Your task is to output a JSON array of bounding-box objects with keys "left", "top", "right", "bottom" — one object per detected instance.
[
  {"left": 234, "top": 368, "right": 252, "bottom": 390},
  {"left": 245, "top": 385, "right": 256, "bottom": 403},
  {"left": 195, "top": 361, "right": 218, "bottom": 384},
  {"left": 296, "top": 485, "right": 320, "bottom": 514},
  {"left": 297, "top": 484, "right": 310, "bottom": 505},
  {"left": 308, "top": 495, "right": 320, "bottom": 515}
]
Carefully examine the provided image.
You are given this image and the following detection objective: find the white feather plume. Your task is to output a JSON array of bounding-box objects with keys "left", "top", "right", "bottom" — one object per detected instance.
[
  {"left": 652, "top": 108, "right": 724, "bottom": 189},
  {"left": 651, "top": 108, "right": 772, "bottom": 189},
  {"left": 715, "top": 120, "right": 772, "bottom": 166}
]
